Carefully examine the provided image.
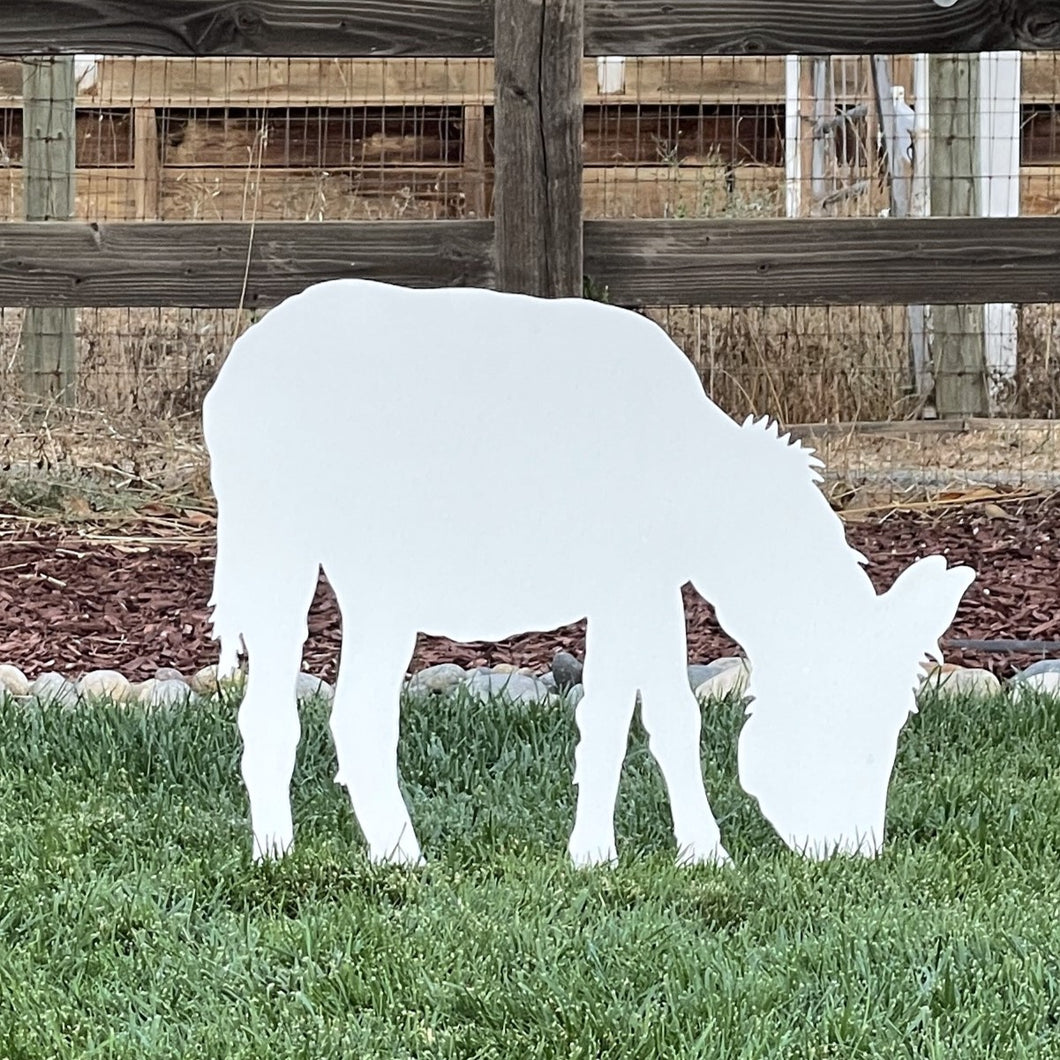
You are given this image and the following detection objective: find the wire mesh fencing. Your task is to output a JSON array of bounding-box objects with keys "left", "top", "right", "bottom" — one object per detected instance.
[{"left": 1, "top": 53, "right": 1058, "bottom": 512}]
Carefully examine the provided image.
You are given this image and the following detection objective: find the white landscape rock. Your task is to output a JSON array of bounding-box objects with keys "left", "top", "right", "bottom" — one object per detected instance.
[
  {"left": 1014, "top": 659, "right": 1060, "bottom": 681},
  {"left": 407, "top": 662, "right": 468, "bottom": 695},
  {"left": 466, "top": 670, "right": 552, "bottom": 706},
  {"left": 920, "top": 665, "right": 1001, "bottom": 697},
  {"left": 537, "top": 671, "right": 557, "bottom": 692},
  {"left": 560, "top": 683, "right": 585, "bottom": 707},
  {"left": 0, "top": 663, "right": 31, "bottom": 697},
  {"left": 138, "top": 678, "right": 195, "bottom": 709},
  {"left": 78, "top": 669, "right": 132, "bottom": 703},
  {"left": 687, "top": 656, "right": 744, "bottom": 692},
  {"left": 296, "top": 672, "right": 334, "bottom": 701},
  {"left": 1010, "top": 669, "right": 1060, "bottom": 700},
  {"left": 189, "top": 665, "right": 222, "bottom": 696},
  {"left": 28, "top": 671, "right": 80, "bottom": 708},
  {"left": 694, "top": 660, "right": 751, "bottom": 701}
]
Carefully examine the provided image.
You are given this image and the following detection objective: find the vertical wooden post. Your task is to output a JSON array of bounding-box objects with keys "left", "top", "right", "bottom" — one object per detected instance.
[
  {"left": 929, "top": 53, "right": 989, "bottom": 418},
  {"left": 133, "top": 107, "right": 161, "bottom": 220},
  {"left": 21, "top": 56, "right": 77, "bottom": 406},
  {"left": 494, "top": 0, "right": 583, "bottom": 297},
  {"left": 462, "top": 104, "right": 488, "bottom": 219}
]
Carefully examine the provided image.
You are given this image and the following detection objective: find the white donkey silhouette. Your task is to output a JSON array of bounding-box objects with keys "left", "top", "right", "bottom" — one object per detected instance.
[{"left": 203, "top": 280, "right": 974, "bottom": 867}]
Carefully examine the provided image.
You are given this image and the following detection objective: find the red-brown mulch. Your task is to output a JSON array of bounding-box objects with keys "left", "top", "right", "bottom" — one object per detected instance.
[{"left": 1, "top": 493, "right": 1058, "bottom": 682}]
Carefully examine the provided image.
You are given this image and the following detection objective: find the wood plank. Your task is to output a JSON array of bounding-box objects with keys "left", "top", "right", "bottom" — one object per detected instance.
[
  {"left": 0, "top": 108, "right": 133, "bottom": 165},
  {"left": 21, "top": 57, "right": 78, "bottom": 405},
  {"left": 1022, "top": 166, "right": 1060, "bottom": 215},
  {"left": 2, "top": 216, "right": 1059, "bottom": 308},
  {"left": 159, "top": 108, "right": 464, "bottom": 167},
  {"left": 585, "top": 0, "right": 1060, "bottom": 56},
  {"left": 3, "top": 1, "right": 1059, "bottom": 57},
  {"left": 461, "top": 104, "right": 488, "bottom": 217},
  {"left": 4, "top": 54, "right": 1055, "bottom": 108},
  {"left": 0, "top": 163, "right": 787, "bottom": 221},
  {"left": 1022, "top": 53, "right": 1060, "bottom": 104},
  {"left": 133, "top": 107, "right": 160, "bottom": 218},
  {"left": 91, "top": 57, "right": 494, "bottom": 107},
  {"left": 0, "top": 2, "right": 492, "bottom": 57},
  {"left": 494, "top": 0, "right": 583, "bottom": 296},
  {"left": 929, "top": 53, "right": 988, "bottom": 417},
  {"left": 158, "top": 166, "right": 476, "bottom": 220},
  {"left": 582, "top": 217, "right": 1060, "bottom": 305},
  {"left": 1023, "top": 107, "right": 1060, "bottom": 165},
  {"left": 583, "top": 105, "right": 784, "bottom": 166},
  {"left": 82, "top": 56, "right": 797, "bottom": 107},
  {"left": 0, "top": 220, "right": 495, "bottom": 306},
  {"left": 581, "top": 165, "right": 784, "bottom": 217},
  {"left": 0, "top": 167, "right": 136, "bottom": 220}
]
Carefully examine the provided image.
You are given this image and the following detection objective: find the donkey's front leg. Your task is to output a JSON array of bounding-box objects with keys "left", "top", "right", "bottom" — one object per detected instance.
[
  {"left": 568, "top": 613, "right": 640, "bottom": 868},
  {"left": 638, "top": 589, "right": 730, "bottom": 867},
  {"left": 239, "top": 625, "right": 307, "bottom": 862},
  {"left": 329, "top": 620, "right": 422, "bottom": 867}
]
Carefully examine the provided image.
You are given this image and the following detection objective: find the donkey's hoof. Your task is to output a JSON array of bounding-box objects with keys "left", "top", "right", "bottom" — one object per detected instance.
[
  {"left": 252, "top": 831, "right": 294, "bottom": 864},
  {"left": 369, "top": 843, "right": 426, "bottom": 868},
  {"left": 568, "top": 842, "right": 619, "bottom": 869},
  {"left": 676, "top": 840, "right": 732, "bottom": 868}
]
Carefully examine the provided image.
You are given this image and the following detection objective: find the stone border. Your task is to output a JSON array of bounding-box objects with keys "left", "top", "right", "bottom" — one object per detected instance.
[{"left": 2, "top": 651, "right": 1058, "bottom": 710}]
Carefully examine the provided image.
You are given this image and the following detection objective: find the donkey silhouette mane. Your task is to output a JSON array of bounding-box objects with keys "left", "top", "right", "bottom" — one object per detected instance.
[{"left": 204, "top": 280, "right": 974, "bottom": 867}]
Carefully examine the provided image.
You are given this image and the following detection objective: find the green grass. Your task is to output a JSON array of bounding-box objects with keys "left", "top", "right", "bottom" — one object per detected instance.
[{"left": 1, "top": 686, "right": 1059, "bottom": 1059}]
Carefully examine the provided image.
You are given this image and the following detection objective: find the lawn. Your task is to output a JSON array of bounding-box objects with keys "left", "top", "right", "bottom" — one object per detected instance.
[{"left": 0, "top": 684, "right": 1058, "bottom": 1059}]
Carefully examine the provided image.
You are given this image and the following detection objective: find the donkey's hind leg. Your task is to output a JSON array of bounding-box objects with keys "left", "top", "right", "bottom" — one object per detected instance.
[
  {"left": 637, "top": 589, "right": 730, "bottom": 867},
  {"left": 328, "top": 614, "right": 421, "bottom": 866},
  {"left": 568, "top": 609, "right": 642, "bottom": 868},
  {"left": 234, "top": 555, "right": 320, "bottom": 863}
]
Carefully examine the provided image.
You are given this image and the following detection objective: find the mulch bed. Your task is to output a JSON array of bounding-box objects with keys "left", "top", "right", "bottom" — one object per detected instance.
[{"left": 1, "top": 493, "right": 1058, "bottom": 682}]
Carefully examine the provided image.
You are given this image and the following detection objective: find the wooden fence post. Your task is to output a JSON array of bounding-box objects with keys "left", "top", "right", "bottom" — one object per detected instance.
[
  {"left": 133, "top": 106, "right": 161, "bottom": 220},
  {"left": 494, "top": 0, "right": 583, "bottom": 297},
  {"left": 929, "top": 53, "right": 989, "bottom": 418},
  {"left": 21, "top": 56, "right": 77, "bottom": 406}
]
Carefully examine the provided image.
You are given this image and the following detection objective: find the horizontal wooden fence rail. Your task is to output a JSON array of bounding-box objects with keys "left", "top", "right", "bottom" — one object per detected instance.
[
  {"left": 0, "top": 221, "right": 496, "bottom": 305},
  {"left": 584, "top": 217, "right": 1060, "bottom": 306},
  {"left": 1, "top": 0, "right": 1058, "bottom": 56},
  {"left": 2, "top": 217, "right": 1059, "bottom": 308}
]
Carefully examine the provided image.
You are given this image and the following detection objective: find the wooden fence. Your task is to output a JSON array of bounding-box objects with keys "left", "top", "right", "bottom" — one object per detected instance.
[{"left": 1, "top": 3, "right": 1059, "bottom": 316}]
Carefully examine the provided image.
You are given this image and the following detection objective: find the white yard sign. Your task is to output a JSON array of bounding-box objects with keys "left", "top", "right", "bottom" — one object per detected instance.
[{"left": 203, "top": 281, "right": 974, "bottom": 867}]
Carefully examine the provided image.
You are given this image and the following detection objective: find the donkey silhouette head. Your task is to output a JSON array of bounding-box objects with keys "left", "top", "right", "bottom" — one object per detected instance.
[{"left": 736, "top": 555, "right": 975, "bottom": 858}]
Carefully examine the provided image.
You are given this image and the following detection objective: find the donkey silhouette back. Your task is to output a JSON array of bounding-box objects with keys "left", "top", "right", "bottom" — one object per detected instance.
[{"left": 203, "top": 279, "right": 974, "bottom": 866}]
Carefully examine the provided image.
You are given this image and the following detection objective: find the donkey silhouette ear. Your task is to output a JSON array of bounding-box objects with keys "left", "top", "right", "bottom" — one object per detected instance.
[{"left": 882, "top": 556, "right": 976, "bottom": 662}]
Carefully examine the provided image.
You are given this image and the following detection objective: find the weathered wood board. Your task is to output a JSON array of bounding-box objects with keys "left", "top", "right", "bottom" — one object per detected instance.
[
  {"left": 583, "top": 217, "right": 1060, "bottom": 305},
  {"left": 1, "top": 0, "right": 1057, "bottom": 56},
  {"left": 0, "top": 220, "right": 497, "bottom": 305},
  {"left": 2, "top": 216, "right": 1059, "bottom": 307}
]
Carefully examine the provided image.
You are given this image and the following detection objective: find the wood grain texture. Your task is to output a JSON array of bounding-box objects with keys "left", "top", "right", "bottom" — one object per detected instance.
[
  {"left": 0, "top": 220, "right": 494, "bottom": 306},
  {"left": 494, "top": 0, "right": 583, "bottom": 296},
  {"left": 3, "top": 217, "right": 1059, "bottom": 308},
  {"left": 585, "top": 0, "right": 1060, "bottom": 55},
  {"left": 3, "top": 2, "right": 1059, "bottom": 58},
  {"left": 21, "top": 57, "right": 78, "bottom": 405},
  {"left": 0, "top": 1, "right": 492, "bottom": 57},
  {"left": 583, "top": 217, "right": 1060, "bottom": 305}
]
